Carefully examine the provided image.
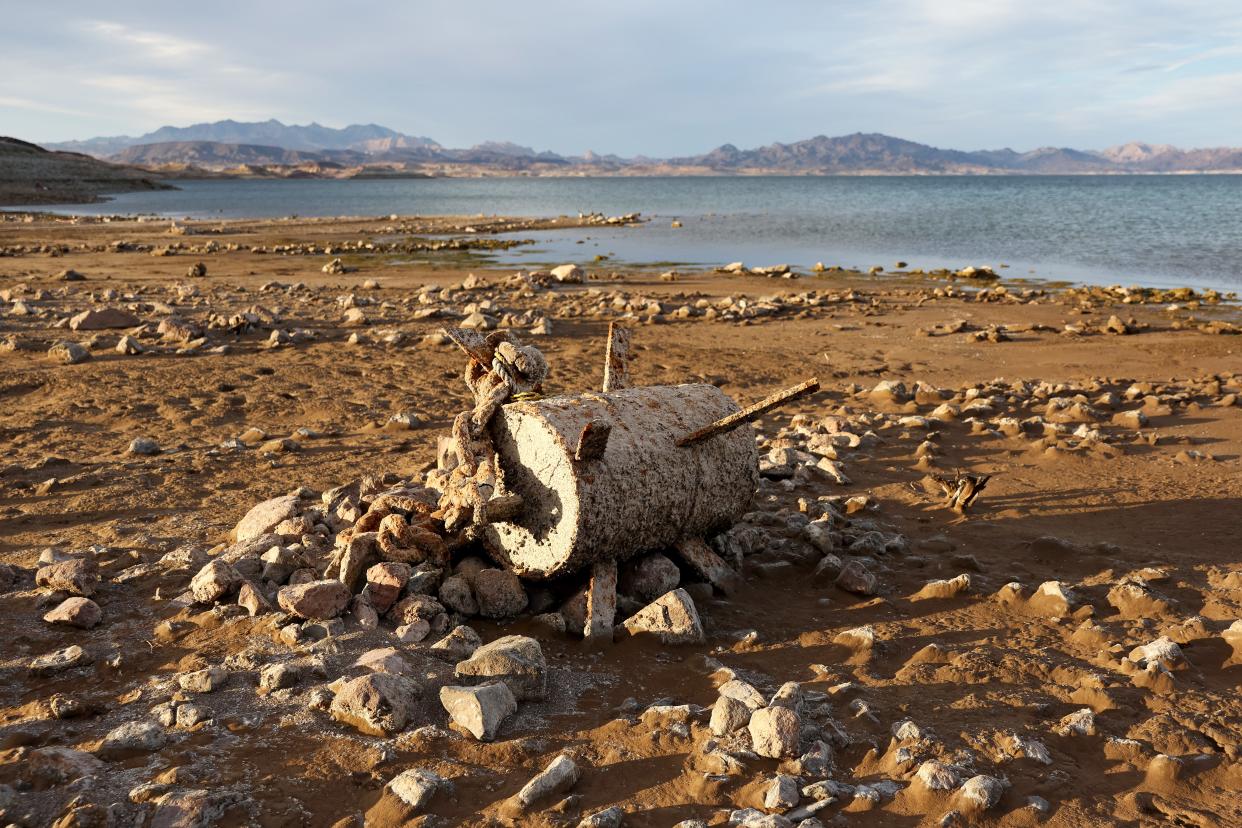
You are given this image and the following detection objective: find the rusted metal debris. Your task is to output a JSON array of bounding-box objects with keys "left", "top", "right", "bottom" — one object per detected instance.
[
  {"left": 676, "top": 377, "right": 820, "bottom": 447},
  {"left": 574, "top": 419, "right": 611, "bottom": 461},
  {"left": 602, "top": 321, "right": 632, "bottom": 392}
]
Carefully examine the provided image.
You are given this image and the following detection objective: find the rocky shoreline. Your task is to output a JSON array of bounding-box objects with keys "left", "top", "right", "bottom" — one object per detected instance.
[{"left": 1, "top": 213, "right": 1239, "bottom": 827}]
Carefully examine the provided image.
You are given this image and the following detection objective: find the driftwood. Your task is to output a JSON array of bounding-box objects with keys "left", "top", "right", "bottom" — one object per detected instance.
[
  {"left": 932, "top": 473, "right": 992, "bottom": 513},
  {"left": 483, "top": 383, "right": 759, "bottom": 578}
]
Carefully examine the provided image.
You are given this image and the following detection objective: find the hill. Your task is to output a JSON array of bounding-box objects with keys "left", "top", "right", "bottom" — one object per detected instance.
[{"left": 0, "top": 137, "right": 172, "bottom": 205}]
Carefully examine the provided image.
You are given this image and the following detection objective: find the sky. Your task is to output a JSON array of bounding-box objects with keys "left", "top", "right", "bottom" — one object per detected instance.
[{"left": 4, "top": 1, "right": 1242, "bottom": 155}]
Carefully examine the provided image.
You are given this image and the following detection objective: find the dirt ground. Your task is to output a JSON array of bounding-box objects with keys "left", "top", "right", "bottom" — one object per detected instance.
[{"left": 0, "top": 213, "right": 1239, "bottom": 828}]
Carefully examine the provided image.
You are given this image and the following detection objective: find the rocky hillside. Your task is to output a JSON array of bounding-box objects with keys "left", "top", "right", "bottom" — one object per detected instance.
[{"left": 0, "top": 137, "right": 172, "bottom": 205}]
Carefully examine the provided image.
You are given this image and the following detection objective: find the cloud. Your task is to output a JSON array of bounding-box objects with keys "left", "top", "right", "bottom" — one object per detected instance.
[{"left": 4, "top": 2, "right": 1242, "bottom": 153}]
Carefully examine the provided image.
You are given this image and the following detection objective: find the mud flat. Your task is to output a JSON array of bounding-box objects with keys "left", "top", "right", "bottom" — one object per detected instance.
[{"left": 0, "top": 212, "right": 1240, "bottom": 827}]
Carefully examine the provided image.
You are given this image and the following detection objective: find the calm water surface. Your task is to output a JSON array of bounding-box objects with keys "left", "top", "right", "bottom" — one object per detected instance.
[{"left": 35, "top": 176, "right": 1242, "bottom": 291}]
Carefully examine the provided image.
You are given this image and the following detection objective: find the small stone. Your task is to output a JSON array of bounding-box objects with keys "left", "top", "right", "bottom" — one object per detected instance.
[
  {"left": 259, "top": 663, "right": 298, "bottom": 693},
  {"left": 179, "top": 666, "right": 228, "bottom": 693},
  {"left": 619, "top": 553, "right": 681, "bottom": 602},
  {"left": 454, "top": 634, "right": 547, "bottom": 701},
  {"left": 438, "top": 573, "right": 479, "bottom": 616},
  {"left": 578, "top": 805, "right": 625, "bottom": 828},
  {"left": 474, "top": 569, "right": 528, "bottom": 618},
  {"left": 48, "top": 341, "right": 90, "bottom": 364},
  {"left": 69, "top": 307, "right": 140, "bottom": 331},
  {"left": 31, "top": 644, "right": 93, "bottom": 676},
  {"left": 748, "top": 706, "right": 801, "bottom": 759},
  {"left": 440, "top": 681, "right": 517, "bottom": 741},
  {"left": 835, "top": 560, "right": 877, "bottom": 596},
  {"left": 43, "top": 596, "right": 102, "bottom": 628},
  {"left": 915, "top": 761, "right": 961, "bottom": 791},
  {"left": 1054, "top": 708, "right": 1097, "bottom": 737},
  {"left": 710, "top": 695, "right": 752, "bottom": 736},
  {"left": 189, "top": 559, "right": 241, "bottom": 604},
  {"left": 354, "top": 647, "right": 414, "bottom": 676},
  {"left": 1028, "top": 580, "right": 1076, "bottom": 617},
  {"left": 516, "top": 753, "right": 580, "bottom": 808},
  {"left": 429, "top": 625, "right": 482, "bottom": 661},
  {"left": 366, "top": 561, "right": 411, "bottom": 613},
  {"left": 278, "top": 579, "right": 351, "bottom": 619},
  {"left": 35, "top": 557, "right": 100, "bottom": 596},
  {"left": 395, "top": 620, "right": 431, "bottom": 643},
  {"left": 128, "top": 437, "right": 160, "bottom": 456},
  {"left": 383, "top": 768, "right": 446, "bottom": 816},
  {"left": 622, "top": 589, "right": 704, "bottom": 644},
  {"left": 764, "top": 774, "right": 800, "bottom": 810},
  {"left": 98, "top": 720, "right": 166, "bottom": 759},
  {"left": 955, "top": 775, "right": 1006, "bottom": 812},
  {"left": 330, "top": 673, "right": 422, "bottom": 736},
  {"left": 235, "top": 494, "right": 300, "bottom": 542},
  {"left": 116, "top": 335, "right": 143, "bottom": 355}
]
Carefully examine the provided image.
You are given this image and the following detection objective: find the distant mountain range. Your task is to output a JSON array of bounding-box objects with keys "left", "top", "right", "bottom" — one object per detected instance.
[
  {"left": 0, "top": 136, "right": 170, "bottom": 205},
  {"left": 40, "top": 119, "right": 1242, "bottom": 176}
]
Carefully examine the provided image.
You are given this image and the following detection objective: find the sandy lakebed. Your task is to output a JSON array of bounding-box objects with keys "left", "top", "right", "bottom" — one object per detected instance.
[{"left": 0, "top": 211, "right": 1240, "bottom": 827}]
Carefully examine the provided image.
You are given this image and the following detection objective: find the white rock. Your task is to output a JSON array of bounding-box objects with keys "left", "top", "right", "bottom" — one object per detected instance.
[{"left": 439, "top": 682, "right": 517, "bottom": 741}]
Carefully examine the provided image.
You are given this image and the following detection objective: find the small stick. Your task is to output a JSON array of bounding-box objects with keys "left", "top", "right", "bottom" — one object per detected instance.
[
  {"left": 574, "top": 419, "right": 611, "bottom": 461},
  {"left": 602, "top": 321, "right": 632, "bottom": 392},
  {"left": 676, "top": 377, "right": 820, "bottom": 447}
]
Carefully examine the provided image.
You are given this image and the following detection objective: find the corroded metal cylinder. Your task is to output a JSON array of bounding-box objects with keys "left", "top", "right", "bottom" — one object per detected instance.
[{"left": 483, "top": 383, "right": 759, "bottom": 579}]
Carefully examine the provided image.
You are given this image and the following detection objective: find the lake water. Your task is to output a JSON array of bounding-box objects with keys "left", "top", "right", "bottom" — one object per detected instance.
[{"left": 36, "top": 176, "right": 1242, "bottom": 291}]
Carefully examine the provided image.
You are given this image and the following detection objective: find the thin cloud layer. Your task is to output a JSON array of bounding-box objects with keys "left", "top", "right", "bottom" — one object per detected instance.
[{"left": 2, "top": 1, "right": 1241, "bottom": 154}]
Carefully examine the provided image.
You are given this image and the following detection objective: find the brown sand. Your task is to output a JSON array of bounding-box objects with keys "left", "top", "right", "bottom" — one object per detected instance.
[{"left": 0, "top": 213, "right": 1239, "bottom": 827}]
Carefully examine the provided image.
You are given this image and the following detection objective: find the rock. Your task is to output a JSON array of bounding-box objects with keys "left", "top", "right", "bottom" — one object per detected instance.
[
  {"left": 31, "top": 644, "right": 92, "bottom": 676},
  {"left": 28, "top": 747, "right": 104, "bottom": 785},
  {"left": 278, "top": 579, "right": 351, "bottom": 619},
  {"left": 516, "top": 753, "right": 580, "bottom": 808},
  {"left": 382, "top": 768, "right": 447, "bottom": 817},
  {"left": 35, "top": 557, "right": 99, "bottom": 596},
  {"left": 474, "top": 569, "right": 528, "bottom": 618},
  {"left": 911, "top": 573, "right": 970, "bottom": 601},
  {"left": 128, "top": 437, "right": 160, "bottom": 456},
  {"left": 710, "top": 695, "right": 752, "bottom": 736},
  {"left": 330, "top": 673, "right": 422, "bottom": 736},
  {"left": 914, "top": 761, "right": 961, "bottom": 791},
  {"left": 48, "top": 341, "right": 90, "bottom": 364},
  {"left": 438, "top": 573, "right": 479, "bottom": 615},
  {"left": 1107, "top": 580, "right": 1172, "bottom": 617},
  {"left": 622, "top": 589, "right": 704, "bottom": 644},
  {"left": 955, "top": 775, "right": 1006, "bottom": 812},
  {"left": 1224, "top": 620, "right": 1242, "bottom": 660},
  {"left": 1128, "top": 636, "right": 1187, "bottom": 671},
  {"left": 551, "top": 264, "right": 584, "bottom": 283},
  {"left": 116, "top": 335, "right": 143, "bottom": 355},
  {"left": 235, "top": 494, "right": 299, "bottom": 542},
  {"left": 186, "top": 261, "right": 207, "bottom": 278},
  {"left": 835, "top": 560, "right": 877, "bottom": 596},
  {"left": 719, "top": 679, "right": 766, "bottom": 710},
  {"left": 259, "top": 663, "right": 299, "bottom": 693},
  {"left": 354, "top": 647, "right": 414, "bottom": 676},
  {"left": 59, "top": 268, "right": 85, "bottom": 281},
  {"left": 395, "top": 620, "right": 431, "bottom": 643},
  {"left": 619, "top": 553, "right": 681, "bottom": 602},
  {"left": 578, "top": 805, "right": 625, "bottom": 828},
  {"left": 748, "top": 706, "right": 801, "bottom": 758},
  {"left": 69, "top": 308, "right": 140, "bottom": 331},
  {"left": 189, "top": 559, "right": 241, "bottom": 604},
  {"left": 98, "top": 720, "right": 166, "bottom": 758},
  {"left": 365, "top": 561, "right": 411, "bottom": 613},
  {"left": 429, "top": 625, "right": 482, "bottom": 661},
  {"left": 179, "top": 666, "right": 228, "bottom": 693},
  {"left": 322, "top": 258, "right": 347, "bottom": 275},
  {"left": 388, "top": 593, "right": 446, "bottom": 626},
  {"left": 1028, "top": 580, "right": 1076, "bottom": 618},
  {"left": 237, "top": 581, "right": 272, "bottom": 615},
  {"left": 764, "top": 774, "right": 800, "bottom": 810},
  {"left": 149, "top": 789, "right": 238, "bottom": 828},
  {"left": 43, "top": 596, "right": 102, "bottom": 628},
  {"left": 1054, "top": 708, "right": 1097, "bottom": 737},
  {"left": 1111, "top": 409, "right": 1148, "bottom": 429},
  {"left": 440, "top": 681, "right": 517, "bottom": 741},
  {"left": 454, "top": 634, "right": 547, "bottom": 701}
]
